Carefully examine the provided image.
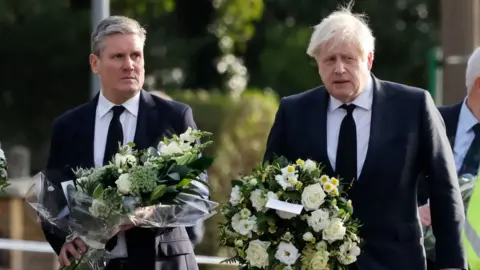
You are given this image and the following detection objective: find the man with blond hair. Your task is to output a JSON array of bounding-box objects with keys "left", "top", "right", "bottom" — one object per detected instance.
[
  {"left": 42, "top": 16, "right": 205, "bottom": 270},
  {"left": 264, "top": 4, "right": 466, "bottom": 270}
]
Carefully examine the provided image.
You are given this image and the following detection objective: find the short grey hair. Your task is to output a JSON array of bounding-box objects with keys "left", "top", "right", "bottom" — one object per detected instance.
[
  {"left": 306, "top": 3, "right": 375, "bottom": 59},
  {"left": 91, "top": 15, "right": 147, "bottom": 56}
]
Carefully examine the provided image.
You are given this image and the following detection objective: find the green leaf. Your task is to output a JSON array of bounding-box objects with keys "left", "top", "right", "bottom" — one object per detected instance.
[
  {"left": 167, "top": 173, "right": 181, "bottom": 181},
  {"left": 277, "top": 156, "right": 289, "bottom": 167},
  {"left": 231, "top": 179, "right": 244, "bottom": 187},
  {"left": 283, "top": 191, "right": 301, "bottom": 201},
  {"left": 150, "top": 184, "right": 167, "bottom": 201},
  {"left": 311, "top": 168, "right": 321, "bottom": 178},
  {"left": 92, "top": 184, "right": 104, "bottom": 199},
  {"left": 188, "top": 156, "right": 215, "bottom": 171},
  {"left": 176, "top": 178, "right": 192, "bottom": 188},
  {"left": 175, "top": 153, "right": 197, "bottom": 165},
  {"left": 169, "top": 165, "right": 193, "bottom": 178}
]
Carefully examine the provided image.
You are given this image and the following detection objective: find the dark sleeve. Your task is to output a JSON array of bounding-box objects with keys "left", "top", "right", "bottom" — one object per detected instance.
[
  {"left": 42, "top": 118, "right": 68, "bottom": 255},
  {"left": 421, "top": 91, "right": 467, "bottom": 269},
  {"left": 264, "top": 98, "right": 287, "bottom": 162},
  {"left": 417, "top": 173, "right": 429, "bottom": 206}
]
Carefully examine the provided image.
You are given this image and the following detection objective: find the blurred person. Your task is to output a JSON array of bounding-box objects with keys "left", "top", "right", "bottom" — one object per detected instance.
[
  {"left": 263, "top": 3, "right": 466, "bottom": 270},
  {"left": 42, "top": 16, "right": 207, "bottom": 270},
  {"left": 418, "top": 47, "right": 480, "bottom": 270}
]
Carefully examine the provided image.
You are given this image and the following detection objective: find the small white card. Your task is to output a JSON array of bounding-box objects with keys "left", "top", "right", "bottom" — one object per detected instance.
[{"left": 265, "top": 198, "right": 303, "bottom": 214}]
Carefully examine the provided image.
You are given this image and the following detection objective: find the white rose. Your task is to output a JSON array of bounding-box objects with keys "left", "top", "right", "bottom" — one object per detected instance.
[
  {"left": 115, "top": 173, "right": 132, "bottom": 195},
  {"left": 158, "top": 141, "right": 183, "bottom": 155},
  {"left": 114, "top": 153, "right": 127, "bottom": 167},
  {"left": 275, "top": 242, "right": 299, "bottom": 265},
  {"left": 307, "top": 250, "right": 330, "bottom": 270},
  {"left": 322, "top": 218, "right": 346, "bottom": 243},
  {"left": 303, "top": 232, "right": 314, "bottom": 242},
  {"left": 302, "top": 183, "right": 326, "bottom": 211},
  {"left": 303, "top": 159, "right": 316, "bottom": 172},
  {"left": 245, "top": 240, "right": 270, "bottom": 268},
  {"left": 307, "top": 209, "right": 330, "bottom": 232},
  {"left": 0, "top": 149, "right": 4, "bottom": 160},
  {"left": 249, "top": 178, "right": 258, "bottom": 186},
  {"left": 229, "top": 186, "right": 242, "bottom": 206},
  {"left": 250, "top": 189, "right": 265, "bottom": 211}
]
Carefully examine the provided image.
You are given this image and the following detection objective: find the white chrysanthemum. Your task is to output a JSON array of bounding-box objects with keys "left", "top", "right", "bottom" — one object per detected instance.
[
  {"left": 230, "top": 186, "right": 242, "bottom": 206},
  {"left": 275, "top": 242, "right": 299, "bottom": 265},
  {"left": 231, "top": 212, "right": 258, "bottom": 236},
  {"left": 322, "top": 218, "right": 346, "bottom": 243},
  {"left": 245, "top": 240, "right": 270, "bottom": 268},
  {"left": 275, "top": 165, "right": 297, "bottom": 190},
  {"left": 307, "top": 209, "right": 330, "bottom": 232},
  {"left": 338, "top": 240, "right": 361, "bottom": 265},
  {"left": 115, "top": 173, "right": 132, "bottom": 195},
  {"left": 302, "top": 183, "right": 326, "bottom": 211}
]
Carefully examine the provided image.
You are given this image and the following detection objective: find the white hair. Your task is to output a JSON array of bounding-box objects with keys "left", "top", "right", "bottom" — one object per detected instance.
[
  {"left": 306, "top": 3, "right": 375, "bottom": 59},
  {"left": 465, "top": 47, "right": 480, "bottom": 93}
]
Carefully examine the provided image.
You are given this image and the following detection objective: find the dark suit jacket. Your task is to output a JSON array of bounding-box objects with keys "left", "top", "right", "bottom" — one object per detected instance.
[
  {"left": 418, "top": 102, "right": 462, "bottom": 205},
  {"left": 264, "top": 75, "right": 467, "bottom": 270},
  {"left": 42, "top": 90, "right": 201, "bottom": 270}
]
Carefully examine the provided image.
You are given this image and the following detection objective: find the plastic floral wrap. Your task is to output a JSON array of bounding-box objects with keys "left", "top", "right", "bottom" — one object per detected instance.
[
  {"left": 25, "top": 128, "right": 219, "bottom": 270},
  {"left": 422, "top": 173, "right": 477, "bottom": 261}
]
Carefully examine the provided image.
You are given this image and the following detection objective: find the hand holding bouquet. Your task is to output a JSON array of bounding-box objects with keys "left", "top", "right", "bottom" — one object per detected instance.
[
  {"left": 26, "top": 128, "right": 219, "bottom": 270},
  {"left": 219, "top": 156, "right": 362, "bottom": 270}
]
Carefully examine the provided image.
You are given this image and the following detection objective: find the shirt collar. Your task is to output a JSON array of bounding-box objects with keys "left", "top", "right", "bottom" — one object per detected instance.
[
  {"left": 328, "top": 75, "right": 373, "bottom": 112},
  {"left": 97, "top": 90, "right": 141, "bottom": 118},
  {"left": 459, "top": 97, "right": 479, "bottom": 133}
]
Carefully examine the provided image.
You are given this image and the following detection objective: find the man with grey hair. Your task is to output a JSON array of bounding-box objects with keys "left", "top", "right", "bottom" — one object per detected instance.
[
  {"left": 42, "top": 16, "right": 206, "bottom": 270},
  {"left": 418, "top": 46, "right": 480, "bottom": 269},
  {"left": 264, "top": 4, "right": 466, "bottom": 270}
]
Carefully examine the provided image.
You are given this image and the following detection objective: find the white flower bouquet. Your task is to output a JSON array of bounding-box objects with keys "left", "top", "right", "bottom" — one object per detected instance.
[
  {"left": 25, "top": 128, "right": 219, "bottom": 270},
  {"left": 219, "top": 156, "right": 362, "bottom": 270}
]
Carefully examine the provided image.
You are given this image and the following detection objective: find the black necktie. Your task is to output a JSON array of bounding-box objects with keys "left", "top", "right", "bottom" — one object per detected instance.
[
  {"left": 103, "top": 105, "right": 125, "bottom": 166},
  {"left": 459, "top": 123, "right": 480, "bottom": 176},
  {"left": 103, "top": 105, "right": 125, "bottom": 251},
  {"left": 336, "top": 104, "right": 357, "bottom": 184}
]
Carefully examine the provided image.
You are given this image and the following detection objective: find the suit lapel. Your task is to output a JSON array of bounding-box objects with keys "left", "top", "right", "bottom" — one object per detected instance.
[
  {"left": 358, "top": 76, "right": 394, "bottom": 181},
  {"left": 307, "top": 88, "right": 335, "bottom": 175},
  {"left": 77, "top": 95, "right": 97, "bottom": 169},
  {"left": 133, "top": 90, "right": 161, "bottom": 150},
  {"left": 441, "top": 102, "right": 462, "bottom": 147}
]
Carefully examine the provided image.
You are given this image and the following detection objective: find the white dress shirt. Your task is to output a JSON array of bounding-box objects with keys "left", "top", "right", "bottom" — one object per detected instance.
[
  {"left": 327, "top": 77, "right": 373, "bottom": 179},
  {"left": 453, "top": 98, "right": 480, "bottom": 173},
  {"left": 93, "top": 90, "right": 141, "bottom": 258}
]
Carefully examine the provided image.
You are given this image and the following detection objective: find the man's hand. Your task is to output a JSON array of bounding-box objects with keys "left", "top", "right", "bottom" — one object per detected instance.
[
  {"left": 58, "top": 238, "right": 87, "bottom": 266},
  {"left": 418, "top": 203, "right": 431, "bottom": 226}
]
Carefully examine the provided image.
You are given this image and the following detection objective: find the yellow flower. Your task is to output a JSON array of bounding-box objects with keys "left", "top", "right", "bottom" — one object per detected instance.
[
  {"left": 319, "top": 175, "right": 329, "bottom": 184},
  {"left": 323, "top": 182, "right": 334, "bottom": 193},
  {"left": 331, "top": 188, "right": 339, "bottom": 196},
  {"left": 330, "top": 177, "right": 339, "bottom": 186},
  {"left": 296, "top": 159, "right": 305, "bottom": 165},
  {"left": 331, "top": 199, "right": 337, "bottom": 205},
  {"left": 287, "top": 165, "right": 295, "bottom": 173}
]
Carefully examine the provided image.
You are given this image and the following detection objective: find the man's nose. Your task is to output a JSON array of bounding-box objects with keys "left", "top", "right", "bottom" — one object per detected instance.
[
  {"left": 123, "top": 57, "right": 134, "bottom": 70},
  {"left": 334, "top": 61, "right": 346, "bottom": 74}
]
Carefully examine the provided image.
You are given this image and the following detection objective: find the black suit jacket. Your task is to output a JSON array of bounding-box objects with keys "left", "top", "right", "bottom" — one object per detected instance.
[
  {"left": 264, "top": 75, "right": 467, "bottom": 270},
  {"left": 43, "top": 90, "right": 201, "bottom": 270},
  {"left": 418, "top": 102, "right": 462, "bottom": 205}
]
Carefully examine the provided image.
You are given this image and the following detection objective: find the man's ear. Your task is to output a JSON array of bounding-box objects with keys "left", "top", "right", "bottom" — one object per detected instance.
[
  {"left": 474, "top": 76, "right": 480, "bottom": 90},
  {"left": 367, "top": 52, "right": 374, "bottom": 70},
  {"left": 89, "top": 54, "right": 99, "bottom": 74}
]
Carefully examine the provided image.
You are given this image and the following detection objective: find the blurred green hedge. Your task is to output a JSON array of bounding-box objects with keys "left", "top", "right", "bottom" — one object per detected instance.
[{"left": 171, "top": 89, "right": 279, "bottom": 267}]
